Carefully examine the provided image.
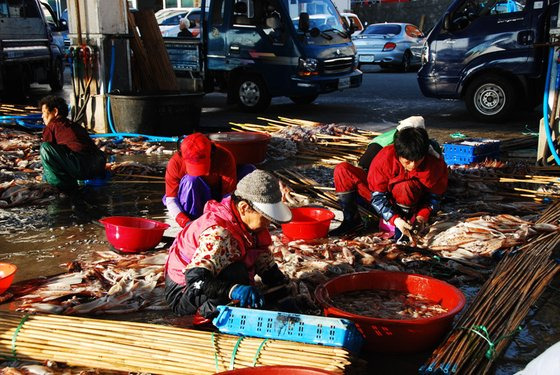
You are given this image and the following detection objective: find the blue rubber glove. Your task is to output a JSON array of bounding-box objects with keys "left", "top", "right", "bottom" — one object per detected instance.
[{"left": 230, "top": 285, "right": 264, "bottom": 308}]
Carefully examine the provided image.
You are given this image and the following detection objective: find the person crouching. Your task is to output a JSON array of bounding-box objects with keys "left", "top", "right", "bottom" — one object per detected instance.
[{"left": 164, "top": 170, "right": 293, "bottom": 318}]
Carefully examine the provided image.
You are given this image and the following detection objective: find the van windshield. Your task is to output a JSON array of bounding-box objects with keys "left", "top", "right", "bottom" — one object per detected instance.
[{"left": 286, "top": 0, "right": 347, "bottom": 37}]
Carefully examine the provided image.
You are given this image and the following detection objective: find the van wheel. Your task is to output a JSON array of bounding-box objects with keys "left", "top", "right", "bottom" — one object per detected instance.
[
  {"left": 289, "top": 94, "right": 318, "bottom": 105},
  {"left": 465, "top": 74, "right": 516, "bottom": 122},
  {"left": 401, "top": 51, "right": 412, "bottom": 72},
  {"left": 49, "top": 58, "right": 64, "bottom": 91},
  {"left": 235, "top": 75, "right": 270, "bottom": 112}
]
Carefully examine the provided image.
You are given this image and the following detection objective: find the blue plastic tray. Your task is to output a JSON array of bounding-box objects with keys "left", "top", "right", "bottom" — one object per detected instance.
[
  {"left": 212, "top": 306, "right": 364, "bottom": 353},
  {"left": 443, "top": 138, "right": 500, "bottom": 157}
]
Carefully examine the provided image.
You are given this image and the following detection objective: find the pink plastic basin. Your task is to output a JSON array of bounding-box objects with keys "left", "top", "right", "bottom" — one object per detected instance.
[
  {"left": 217, "top": 366, "right": 336, "bottom": 375},
  {"left": 99, "top": 216, "right": 170, "bottom": 253},
  {"left": 281, "top": 207, "right": 335, "bottom": 240},
  {"left": 0, "top": 263, "right": 17, "bottom": 295},
  {"left": 315, "top": 271, "right": 466, "bottom": 353}
]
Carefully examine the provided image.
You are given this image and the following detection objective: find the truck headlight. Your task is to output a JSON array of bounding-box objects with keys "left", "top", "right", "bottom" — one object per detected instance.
[{"left": 298, "top": 58, "right": 319, "bottom": 76}]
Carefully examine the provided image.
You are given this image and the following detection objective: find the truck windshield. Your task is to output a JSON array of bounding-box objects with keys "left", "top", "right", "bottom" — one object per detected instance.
[{"left": 286, "top": 0, "right": 346, "bottom": 35}]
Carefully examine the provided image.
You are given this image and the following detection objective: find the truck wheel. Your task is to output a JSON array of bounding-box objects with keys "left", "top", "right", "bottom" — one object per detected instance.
[
  {"left": 49, "top": 58, "right": 64, "bottom": 91},
  {"left": 465, "top": 74, "right": 516, "bottom": 122},
  {"left": 289, "top": 94, "right": 318, "bottom": 105},
  {"left": 401, "top": 51, "right": 412, "bottom": 72},
  {"left": 235, "top": 75, "right": 271, "bottom": 112}
]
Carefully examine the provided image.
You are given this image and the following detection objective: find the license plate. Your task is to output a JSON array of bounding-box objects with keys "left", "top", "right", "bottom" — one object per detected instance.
[
  {"left": 338, "top": 77, "right": 350, "bottom": 89},
  {"left": 359, "top": 55, "right": 374, "bottom": 63}
]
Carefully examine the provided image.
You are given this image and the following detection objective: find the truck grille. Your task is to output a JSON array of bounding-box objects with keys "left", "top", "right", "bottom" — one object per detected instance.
[{"left": 323, "top": 57, "right": 353, "bottom": 74}]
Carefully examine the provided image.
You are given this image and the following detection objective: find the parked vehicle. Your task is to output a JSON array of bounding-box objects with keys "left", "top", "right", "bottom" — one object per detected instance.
[
  {"left": 166, "top": 0, "right": 362, "bottom": 111},
  {"left": 161, "top": 8, "right": 202, "bottom": 38},
  {"left": 0, "top": 0, "right": 65, "bottom": 96},
  {"left": 156, "top": 7, "right": 193, "bottom": 35},
  {"left": 417, "top": 0, "right": 552, "bottom": 122},
  {"left": 40, "top": 1, "right": 68, "bottom": 55},
  {"left": 340, "top": 12, "right": 364, "bottom": 36},
  {"left": 352, "top": 22, "right": 424, "bottom": 71}
]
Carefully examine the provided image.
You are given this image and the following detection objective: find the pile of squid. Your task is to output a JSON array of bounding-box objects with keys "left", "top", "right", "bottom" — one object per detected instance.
[
  {"left": 11, "top": 250, "right": 167, "bottom": 315},
  {"left": 94, "top": 137, "right": 174, "bottom": 156}
]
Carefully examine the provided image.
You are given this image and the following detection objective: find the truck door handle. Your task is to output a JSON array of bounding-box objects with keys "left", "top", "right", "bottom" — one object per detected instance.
[
  {"left": 517, "top": 30, "right": 534, "bottom": 45},
  {"left": 229, "top": 44, "right": 240, "bottom": 53},
  {"left": 443, "top": 39, "right": 455, "bottom": 44}
]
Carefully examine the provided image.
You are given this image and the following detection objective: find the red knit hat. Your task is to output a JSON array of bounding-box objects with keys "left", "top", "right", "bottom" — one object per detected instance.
[{"left": 181, "top": 133, "right": 211, "bottom": 176}]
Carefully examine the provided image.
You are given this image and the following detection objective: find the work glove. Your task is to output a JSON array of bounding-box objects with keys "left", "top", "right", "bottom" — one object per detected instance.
[
  {"left": 229, "top": 284, "right": 265, "bottom": 308},
  {"left": 394, "top": 217, "right": 413, "bottom": 240},
  {"left": 175, "top": 212, "right": 191, "bottom": 228}
]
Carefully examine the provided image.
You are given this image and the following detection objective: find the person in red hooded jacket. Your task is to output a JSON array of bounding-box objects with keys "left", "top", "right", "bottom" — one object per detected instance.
[
  {"left": 163, "top": 133, "right": 254, "bottom": 228},
  {"left": 368, "top": 127, "right": 448, "bottom": 243}
]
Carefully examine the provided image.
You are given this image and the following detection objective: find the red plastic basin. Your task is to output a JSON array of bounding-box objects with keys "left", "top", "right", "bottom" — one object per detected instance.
[
  {"left": 208, "top": 131, "right": 271, "bottom": 165},
  {"left": 0, "top": 263, "right": 17, "bottom": 295},
  {"left": 99, "top": 216, "right": 170, "bottom": 253},
  {"left": 217, "top": 366, "right": 336, "bottom": 375},
  {"left": 281, "top": 207, "right": 335, "bottom": 240},
  {"left": 315, "top": 271, "right": 466, "bottom": 353}
]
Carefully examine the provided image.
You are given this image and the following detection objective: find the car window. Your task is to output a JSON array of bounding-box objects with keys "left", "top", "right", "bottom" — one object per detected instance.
[
  {"left": 405, "top": 25, "right": 423, "bottom": 38},
  {"left": 1, "top": 0, "right": 41, "bottom": 17},
  {"left": 450, "top": 0, "right": 526, "bottom": 31},
  {"left": 364, "top": 24, "right": 401, "bottom": 35},
  {"left": 490, "top": 0, "right": 525, "bottom": 14},
  {"left": 187, "top": 11, "right": 200, "bottom": 26},
  {"left": 349, "top": 16, "right": 363, "bottom": 31},
  {"left": 160, "top": 13, "right": 187, "bottom": 25}
]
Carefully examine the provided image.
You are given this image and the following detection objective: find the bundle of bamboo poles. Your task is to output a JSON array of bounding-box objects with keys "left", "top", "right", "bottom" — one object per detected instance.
[
  {"left": 0, "top": 313, "right": 353, "bottom": 374},
  {"left": 230, "top": 117, "right": 379, "bottom": 166},
  {"left": 420, "top": 201, "right": 560, "bottom": 374}
]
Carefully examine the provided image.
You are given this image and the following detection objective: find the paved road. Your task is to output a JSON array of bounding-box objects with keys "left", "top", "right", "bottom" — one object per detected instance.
[
  {"left": 199, "top": 65, "right": 542, "bottom": 142},
  {"left": 15, "top": 65, "right": 542, "bottom": 142}
]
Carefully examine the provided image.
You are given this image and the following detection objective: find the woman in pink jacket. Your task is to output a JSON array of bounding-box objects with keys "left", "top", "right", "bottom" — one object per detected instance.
[{"left": 164, "top": 170, "right": 293, "bottom": 318}]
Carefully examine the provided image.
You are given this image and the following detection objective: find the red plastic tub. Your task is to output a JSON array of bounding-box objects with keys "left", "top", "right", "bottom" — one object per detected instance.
[
  {"left": 217, "top": 366, "right": 336, "bottom": 375},
  {"left": 0, "top": 263, "right": 17, "bottom": 295},
  {"left": 208, "top": 132, "right": 271, "bottom": 165},
  {"left": 281, "top": 207, "right": 335, "bottom": 240},
  {"left": 315, "top": 271, "right": 466, "bottom": 353},
  {"left": 99, "top": 216, "right": 170, "bottom": 253}
]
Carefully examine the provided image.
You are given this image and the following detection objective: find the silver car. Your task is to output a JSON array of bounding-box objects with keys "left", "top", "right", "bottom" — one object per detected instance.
[{"left": 353, "top": 23, "right": 425, "bottom": 72}]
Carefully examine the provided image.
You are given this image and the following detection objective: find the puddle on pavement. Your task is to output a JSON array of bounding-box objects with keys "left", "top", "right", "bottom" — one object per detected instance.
[{"left": 0, "top": 153, "right": 559, "bottom": 374}]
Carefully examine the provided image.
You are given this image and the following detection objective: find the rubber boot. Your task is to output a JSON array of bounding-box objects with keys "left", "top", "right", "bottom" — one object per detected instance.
[{"left": 329, "top": 191, "right": 362, "bottom": 236}]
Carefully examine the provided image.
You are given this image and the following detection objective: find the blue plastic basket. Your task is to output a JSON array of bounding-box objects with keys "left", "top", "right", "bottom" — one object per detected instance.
[
  {"left": 212, "top": 306, "right": 364, "bottom": 353},
  {"left": 443, "top": 138, "right": 500, "bottom": 165}
]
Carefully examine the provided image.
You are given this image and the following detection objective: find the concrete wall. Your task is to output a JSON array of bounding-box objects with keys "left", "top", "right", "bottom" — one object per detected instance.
[{"left": 352, "top": 0, "right": 453, "bottom": 32}]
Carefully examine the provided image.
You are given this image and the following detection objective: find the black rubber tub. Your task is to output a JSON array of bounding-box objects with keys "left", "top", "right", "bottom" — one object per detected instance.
[{"left": 109, "top": 92, "right": 203, "bottom": 136}]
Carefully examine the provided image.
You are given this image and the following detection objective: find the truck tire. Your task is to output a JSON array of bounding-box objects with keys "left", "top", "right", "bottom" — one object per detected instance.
[
  {"left": 289, "top": 94, "right": 318, "bottom": 105},
  {"left": 235, "top": 75, "right": 271, "bottom": 112},
  {"left": 465, "top": 74, "right": 516, "bottom": 122},
  {"left": 49, "top": 58, "right": 64, "bottom": 91}
]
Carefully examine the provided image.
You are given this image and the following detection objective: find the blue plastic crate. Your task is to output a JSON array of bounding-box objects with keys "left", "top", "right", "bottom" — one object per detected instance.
[
  {"left": 444, "top": 152, "right": 500, "bottom": 165},
  {"left": 212, "top": 306, "right": 364, "bottom": 353},
  {"left": 443, "top": 138, "right": 501, "bottom": 157}
]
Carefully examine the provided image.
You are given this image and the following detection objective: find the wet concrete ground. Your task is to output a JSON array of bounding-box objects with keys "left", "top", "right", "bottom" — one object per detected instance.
[{"left": 0, "top": 67, "right": 558, "bottom": 373}]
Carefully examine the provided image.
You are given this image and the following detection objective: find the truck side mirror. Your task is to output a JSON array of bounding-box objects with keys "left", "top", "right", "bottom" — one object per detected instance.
[
  {"left": 299, "top": 12, "right": 309, "bottom": 32},
  {"left": 443, "top": 13, "right": 450, "bottom": 31},
  {"left": 59, "top": 19, "right": 68, "bottom": 31}
]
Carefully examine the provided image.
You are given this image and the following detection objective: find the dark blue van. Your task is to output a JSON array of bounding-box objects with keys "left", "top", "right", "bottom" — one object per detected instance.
[
  {"left": 203, "top": 0, "right": 362, "bottom": 111},
  {"left": 417, "top": 0, "right": 553, "bottom": 121}
]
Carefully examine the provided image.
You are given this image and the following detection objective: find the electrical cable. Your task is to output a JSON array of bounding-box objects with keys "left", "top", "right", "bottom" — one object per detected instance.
[{"left": 542, "top": 47, "right": 560, "bottom": 165}]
